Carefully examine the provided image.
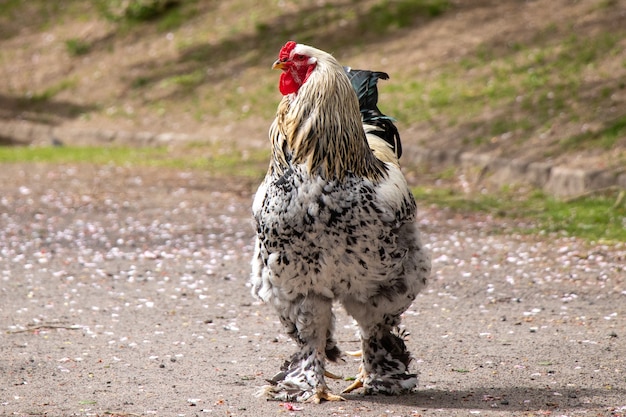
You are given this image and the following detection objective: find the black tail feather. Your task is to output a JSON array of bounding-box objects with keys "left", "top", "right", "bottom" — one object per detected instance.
[{"left": 344, "top": 67, "right": 402, "bottom": 158}]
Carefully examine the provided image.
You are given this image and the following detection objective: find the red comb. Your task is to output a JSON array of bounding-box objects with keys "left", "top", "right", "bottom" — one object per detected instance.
[{"left": 279, "top": 41, "right": 297, "bottom": 61}]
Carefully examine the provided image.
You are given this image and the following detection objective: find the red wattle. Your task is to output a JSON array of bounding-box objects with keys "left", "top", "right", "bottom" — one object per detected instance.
[{"left": 279, "top": 72, "right": 299, "bottom": 95}]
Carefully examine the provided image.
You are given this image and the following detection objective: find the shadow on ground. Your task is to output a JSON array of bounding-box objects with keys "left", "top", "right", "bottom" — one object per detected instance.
[{"left": 355, "top": 386, "right": 621, "bottom": 411}]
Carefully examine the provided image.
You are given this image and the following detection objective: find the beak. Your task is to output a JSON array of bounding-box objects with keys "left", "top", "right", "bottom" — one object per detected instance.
[{"left": 272, "top": 60, "right": 287, "bottom": 70}]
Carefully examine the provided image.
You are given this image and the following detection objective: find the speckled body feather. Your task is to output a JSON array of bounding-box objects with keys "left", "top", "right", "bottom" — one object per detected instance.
[{"left": 251, "top": 42, "right": 430, "bottom": 402}]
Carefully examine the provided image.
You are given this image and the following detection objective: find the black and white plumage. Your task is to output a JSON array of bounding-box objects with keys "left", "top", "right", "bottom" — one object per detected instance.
[{"left": 251, "top": 41, "right": 430, "bottom": 403}]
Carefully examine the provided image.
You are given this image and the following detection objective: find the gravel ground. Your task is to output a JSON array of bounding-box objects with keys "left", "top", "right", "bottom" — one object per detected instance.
[{"left": 1, "top": 163, "right": 625, "bottom": 417}]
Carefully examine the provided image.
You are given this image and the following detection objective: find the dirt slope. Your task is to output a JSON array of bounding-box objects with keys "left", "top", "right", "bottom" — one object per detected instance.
[{"left": 1, "top": 0, "right": 625, "bottom": 171}]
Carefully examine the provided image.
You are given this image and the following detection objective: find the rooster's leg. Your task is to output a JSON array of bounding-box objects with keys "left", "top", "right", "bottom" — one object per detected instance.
[
  {"left": 357, "top": 323, "right": 417, "bottom": 395},
  {"left": 342, "top": 296, "right": 418, "bottom": 395},
  {"left": 260, "top": 294, "right": 344, "bottom": 402}
]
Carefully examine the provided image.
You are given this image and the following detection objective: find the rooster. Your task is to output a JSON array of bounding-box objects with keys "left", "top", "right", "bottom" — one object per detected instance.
[{"left": 251, "top": 41, "right": 430, "bottom": 403}]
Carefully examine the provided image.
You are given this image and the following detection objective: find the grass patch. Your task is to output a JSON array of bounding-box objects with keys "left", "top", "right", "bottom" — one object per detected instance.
[
  {"left": 93, "top": 0, "right": 198, "bottom": 32},
  {"left": 161, "top": 69, "right": 205, "bottom": 90},
  {"left": 413, "top": 186, "right": 626, "bottom": 242},
  {"left": 65, "top": 38, "right": 91, "bottom": 56},
  {"left": 131, "top": 76, "right": 151, "bottom": 89},
  {"left": 0, "top": 146, "right": 167, "bottom": 165},
  {"left": 533, "top": 192, "right": 625, "bottom": 241},
  {"left": 561, "top": 115, "right": 626, "bottom": 151},
  {"left": 365, "top": 0, "right": 450, "bottom": 33},
  {"left": 29, "top": 78, "right": 78, "bottom": 102},
  {"left": 0, "top": 145, "right": 269, "bottom": 179}
]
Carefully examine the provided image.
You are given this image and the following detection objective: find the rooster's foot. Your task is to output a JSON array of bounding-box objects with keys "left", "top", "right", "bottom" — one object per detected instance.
[
  {"left": 324, "top": 370, "right": 343, "bottom": 380},
  {"left": 258, "top": 349, "right": 342, "bottom": 402},
  {"left": 342, "top": 364, "right": 366, "bottom": 394},
  {"left": 342, "top": 379, "right": 363, "bottom": 394},
  {"left": 306, "top": 388, "right": 346, "bottom": 403}
]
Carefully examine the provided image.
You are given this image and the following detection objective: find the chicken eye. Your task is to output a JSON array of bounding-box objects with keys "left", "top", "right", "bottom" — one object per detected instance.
[{"left": 293, "top": 54, "right": 306, "bottom": 61}]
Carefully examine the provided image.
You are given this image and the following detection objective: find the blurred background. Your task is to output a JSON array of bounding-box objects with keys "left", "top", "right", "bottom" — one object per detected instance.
[{"left": 0, "top": 0, "right": 625, "bottom": 200}]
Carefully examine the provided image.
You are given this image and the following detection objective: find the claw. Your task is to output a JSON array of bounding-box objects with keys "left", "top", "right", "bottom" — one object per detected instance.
[
  {"left": 341, "top": 379, "right": 363, "bottom": 394},
  {"left": 345, "top": 349, "right": 362, "bottom": 357},
  {"left": 324, "top": 370, "right": 343, "bottom": 380},
  {"left": 342, "top": 363, "right": 366, "bottom": 394},
  {"left": 307, "top": 389, "right": 346, "bottom": 403}
]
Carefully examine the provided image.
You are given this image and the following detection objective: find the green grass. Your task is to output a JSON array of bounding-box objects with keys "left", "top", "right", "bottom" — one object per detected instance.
[
  {"left": 29, "top": 78, "right": 78, "bottom": 102},
  {"left": 365, "top": 0, "right": 450, "bottom": 33},
  {"left": 0, "top": 146, "right": 165, "bottom": 165},
  {"left": 534, "top": 194, "right": 625, "bottom": 241},
  {"left": 561, "top": 114, "right": 626, "bottom": 151},
  {"left": 0, "top": 145, "right": 269, "bottom": 179},
  {"left": 413, "top": 186, "right": 626, "bottom": 243},
  {"left": 161, "top": 69, "right": 205, "bottom": 90},
  {"left": 65, "top": 38, "right": 91, "bottom": 56}
]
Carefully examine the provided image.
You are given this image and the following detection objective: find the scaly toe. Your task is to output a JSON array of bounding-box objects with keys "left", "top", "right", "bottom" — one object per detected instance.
[
  {"left": 341, "top": 379, "right": 363, "bottom": 394},
  {"left": 307, "top": 389, "right": 346, "bottom": 403},
  {"left": 324, "top": 370, "right": 343, "bottom": 380}
]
